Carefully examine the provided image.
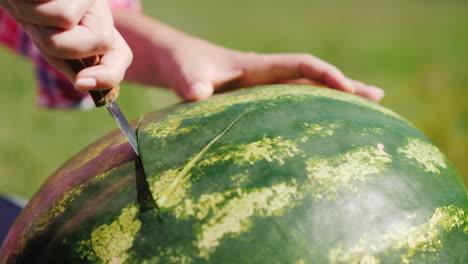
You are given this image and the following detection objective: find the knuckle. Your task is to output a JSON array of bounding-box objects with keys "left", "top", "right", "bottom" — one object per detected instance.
[
  {"left": 110, "top": 65, "right": 128, "bottom": 85},
  {"left": 52, "top": 8, "right": 81, "bottom": 29},
  {"left": 126, "top": 48, "right": 134, "bottom": 66},
  {"left": 353, "top": 80, "right": 365, "bottom": 87},
  {"left": 297, "top": 53, "right": 314, "bottom": 61},
  {"left": 94, "top": 32, "right": 114, "bottom": 53},
  {"left": 328, "top": 65, "right": 341, "bottom": 74},
  {"left": 42, "top": 36, "right": 79, "bottom": 58},
  {"left": 321, "top": 62, "right": 341, "bottom": 75},
  {"left": 242, "top": 51, "right": 261, "bottom": 61},
  {"left": 294, "top": 53, "right": 319, "bottom": 67},
  {"left": 110, "top": 69, "right": 124, "bottom": 85}
]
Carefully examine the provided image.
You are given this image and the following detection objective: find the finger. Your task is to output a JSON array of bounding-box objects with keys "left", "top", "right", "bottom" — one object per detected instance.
[
  {"left": 74, "top": 29, "right": 133, "bottom": 91},
  {"left": 11, "top": 0, "right": 95, "bottom": 29},
  {"left": 184, "top": 81, "right": 215, "bottom": 101},
  {"left": 296, "top": 55, "right": 355, "bottom": 93},
  {"left": 282, "top": 78, "right": 385, "bottom": 102},
  {"left": 172, "top": 72, "right": 215, "bottom": 101},
  {"left": 172, "top": 62, "right": 241, "bottom": 101},
  {"left": 239, "top": 53, "right": 303, "bottom": 86},
  {"left": 241, "top": 53, "right": 355, "bottom": 93},
  {"left": 24, "top": 0, "right": 114, "bottom": 59},
  {"left": 26, "top": 24, "right": 113, "bottom": 59},
  {"left": 352, "top": 80, "right": 385, "bottom": 102},
  {"left": 280, "top": 78, "right": 325, "bottom": 87}
]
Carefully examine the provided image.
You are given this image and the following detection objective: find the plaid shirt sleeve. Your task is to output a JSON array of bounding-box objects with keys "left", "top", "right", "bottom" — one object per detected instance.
[{"left": 0, "top": 0, "right": 141, "bottom": 110}]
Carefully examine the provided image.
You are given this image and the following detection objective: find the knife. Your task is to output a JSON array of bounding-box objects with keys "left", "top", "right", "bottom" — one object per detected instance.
[
  {"left": 67, "top": 56, "right": 157, "bottom": 211},
  {"left": 66, "top": 56, "right": 139, "bottom": 156}
]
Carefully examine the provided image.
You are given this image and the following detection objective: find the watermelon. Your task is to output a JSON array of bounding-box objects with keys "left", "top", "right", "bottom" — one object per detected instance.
[{"left": 1, "top": 85, "right": 467, "bottom": 264}]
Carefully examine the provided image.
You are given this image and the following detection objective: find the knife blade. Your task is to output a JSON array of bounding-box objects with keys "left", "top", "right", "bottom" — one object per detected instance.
[
  {"left": 66, "top": 56, "right": 139, "bottom": 156},
  {"left": 67, "top": 56, "right": 157, "bottom": 211},
  {"left": 105, "top": 101, "right": 139, "bottom": 155}
]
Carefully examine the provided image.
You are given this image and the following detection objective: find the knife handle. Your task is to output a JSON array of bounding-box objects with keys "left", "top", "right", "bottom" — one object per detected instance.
[{"left": 66, "top": 56, "right": 119, "bottom": 107}]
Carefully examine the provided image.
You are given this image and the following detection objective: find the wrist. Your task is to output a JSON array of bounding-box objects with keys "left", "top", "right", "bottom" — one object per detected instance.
[{"left": 113, "top": 10, "right": 195, "bottom": 87}]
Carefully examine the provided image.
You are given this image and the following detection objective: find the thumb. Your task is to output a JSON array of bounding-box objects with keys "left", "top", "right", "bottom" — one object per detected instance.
[{"left": 181, "top": 81, "right": 214, "bottom": 101}]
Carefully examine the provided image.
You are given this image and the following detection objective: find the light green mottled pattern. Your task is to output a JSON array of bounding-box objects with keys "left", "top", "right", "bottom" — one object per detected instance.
[
  {"left": 358, "top": 255, "right": 381, "bottom": 264},
  {"left": 293, "top": 260, "right": 306, "bottom": 264},
  {"left": 156, "top": 247, "right": 193, "bottom": 264},
  {"left": 305, "top": 144, "right": 392, "bottom": 200},
  {"left": 148, "top": 169, "right": 191, "bottom": 209},
  {"left": 301, "top": 122, "right": 341, "bottom": 141},
  {"left": 397, "top": 138, "right": 447, "bottom": 174},
  {"left": 178, "top": 192, "right": 226, "bottom": 220},
  {"left": 329, "top": 233, "right": 382, "bottom": 264},
  {"left": 200, "top": 136, "right": 302, "bottom": 166},
  {"left": 143, "top": 85, "right": 410, "bottom": 140},
  {"left": 170, "top": 183, "right": 298, "bottom": 257},
  {"left": 31, "top": 187, "right": 83, "bottom": 233},
  {"left": 150, "top": 111, "right": 246, "bottom": 208},
  {"left": 135, "top": 248, "right": 193, "bottom": 264},
  {"left": 388, "top": 205, "right": 467, "bottom": 263},
  {"left": 329, "top": 205, "right": 467, "bottom": 264},
  {"left": 353, "top": 127, "right": 385, "bottom": 136},
  {"left": 143, "top": 115, "right": 196, "bottom": 140},
  {"left": 79, "top": 204, "right": 141, "bottom": 264},
  {"left": 190, "top": 142, "right": 396, "bottom": 258},
  {"left": 148, "top": 144, "right": 394, "bottom": 259},
  {"left": 36, "top": 169, "right": 117, "bottom": 230},
  {"left": 195, "top": 183, "right": 298, "bottom": 258},
  {"left": 170, "top": 184, "right": 298, "bottom": 256},
  {"left": 16, "top": 168, "right": 121, "bottom": 255},
  {"left": 231, "top": 173, "right": 250, "bottom": 186}
]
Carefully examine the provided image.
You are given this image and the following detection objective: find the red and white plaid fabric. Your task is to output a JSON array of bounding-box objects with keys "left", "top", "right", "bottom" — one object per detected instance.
[{"left": 0, "top": 0, "right": 141, "bottom": 109}]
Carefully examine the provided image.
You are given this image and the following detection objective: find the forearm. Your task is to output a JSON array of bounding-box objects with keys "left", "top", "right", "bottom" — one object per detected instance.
[
  {"left": 113, "top": 10, "right": 197, "bottom": 87},
  {"left": 113, "top": 9, "right": 238, "bottom": 89}
]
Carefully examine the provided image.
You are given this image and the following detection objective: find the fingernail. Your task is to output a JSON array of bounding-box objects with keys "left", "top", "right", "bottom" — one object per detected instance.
[
  {"left": 191, "top": 82, "right": 213, "bottom": 100},
  {"left": 373, "top": 86, "right": 385, "bottom": 99},
  {"left": 75, "top": 78, "right": 97, "bottom": 90},
  {"left": 367, "top": 85, "right": 385, "bottom": 102}
]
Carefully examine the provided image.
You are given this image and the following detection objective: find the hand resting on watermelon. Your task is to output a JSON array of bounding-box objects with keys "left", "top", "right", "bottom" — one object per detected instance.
[
  {"left": 0, "top": 0, "right": 384, "bottom": 103},
  {"left": 114, "top": 11, "right": 385, "bottom": 102}
]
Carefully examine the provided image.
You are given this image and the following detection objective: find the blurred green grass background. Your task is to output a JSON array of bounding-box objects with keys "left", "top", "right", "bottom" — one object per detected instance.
[{"left": 1, "top": 0, "right": 467, "bottom": 199}]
